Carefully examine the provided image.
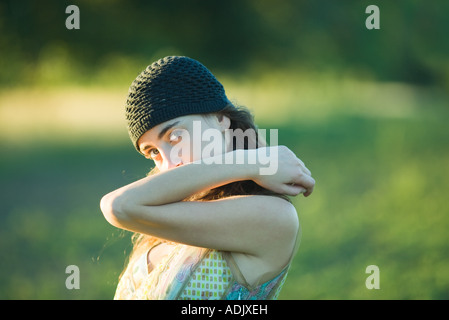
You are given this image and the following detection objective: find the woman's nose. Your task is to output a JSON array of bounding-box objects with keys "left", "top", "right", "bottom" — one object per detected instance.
[
  {"left": 165, "top": 160, "right": 182, "bottom": 170},
  {"left": 161, "top": 149, "right": 183, "bottom": 170}
]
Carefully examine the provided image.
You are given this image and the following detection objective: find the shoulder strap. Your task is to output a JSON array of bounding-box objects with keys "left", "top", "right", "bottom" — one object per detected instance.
[{"left": 222, "top": 251, "right": 252, "bottom": 289}]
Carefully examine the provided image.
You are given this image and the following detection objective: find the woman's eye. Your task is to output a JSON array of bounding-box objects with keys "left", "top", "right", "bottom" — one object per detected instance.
[{"left": 147, "top": 149, "right": 160, "bottom": 160}]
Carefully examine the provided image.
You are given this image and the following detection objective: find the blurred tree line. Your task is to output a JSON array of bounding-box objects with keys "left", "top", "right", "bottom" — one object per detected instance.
[{"left": 0, "top": 0, "right": 448, "bottom": 88}]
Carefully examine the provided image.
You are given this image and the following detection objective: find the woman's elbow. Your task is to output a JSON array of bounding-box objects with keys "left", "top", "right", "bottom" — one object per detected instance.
[{"left": 100, "top": 192, "right": 128, "bottom": 228}]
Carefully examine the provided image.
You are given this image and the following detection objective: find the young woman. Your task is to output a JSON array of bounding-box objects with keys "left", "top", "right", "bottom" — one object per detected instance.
[{"left": 100, "top": 56, "right": 315, "bottom": 300}]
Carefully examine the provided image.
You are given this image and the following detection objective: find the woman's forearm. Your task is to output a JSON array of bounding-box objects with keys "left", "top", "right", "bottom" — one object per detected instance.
[
  {"left": 122, "top": 149, "right": 257, "bottom": 205},
  {"left": 100, "top": 150, "right": 258, "bottom": 220}
]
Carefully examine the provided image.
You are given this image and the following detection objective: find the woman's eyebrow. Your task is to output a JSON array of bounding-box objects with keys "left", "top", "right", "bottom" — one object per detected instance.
[
  {"left": 140, "top": 144, "right": 153, "bottom": 154},
  {"left": 158, "top": 121, "right": 180, "bottom": 140}
]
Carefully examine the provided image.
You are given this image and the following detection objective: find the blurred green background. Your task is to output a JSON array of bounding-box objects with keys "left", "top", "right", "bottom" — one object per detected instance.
[{"left": 1, "top": 0, "right": 448, "bottom": 299}]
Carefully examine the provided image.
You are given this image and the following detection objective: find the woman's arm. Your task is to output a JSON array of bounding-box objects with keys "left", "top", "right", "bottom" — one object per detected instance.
[
  {"left": 100, "top": 146, "right": 314, "bottom": 255},
  {"left": 102, "top": 149, "right": 257, "bottom": 212},
  {"left": 101, "top": 146, "right": 313, "bottom": 210}
]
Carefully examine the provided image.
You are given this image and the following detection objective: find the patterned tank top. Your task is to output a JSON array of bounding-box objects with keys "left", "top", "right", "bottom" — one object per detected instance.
[{"left": 114, "top": 237, "right": 299, "bottom": 300}]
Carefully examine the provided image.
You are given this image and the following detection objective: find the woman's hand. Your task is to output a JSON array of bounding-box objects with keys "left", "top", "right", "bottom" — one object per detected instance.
[{"left": 252, "top": 145, "right": 315, "bottom": 197}]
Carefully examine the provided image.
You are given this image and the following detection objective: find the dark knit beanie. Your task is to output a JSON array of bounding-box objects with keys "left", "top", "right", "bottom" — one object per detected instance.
[{"left": 125, "top": 56, "right": 230, "bottom": 152}]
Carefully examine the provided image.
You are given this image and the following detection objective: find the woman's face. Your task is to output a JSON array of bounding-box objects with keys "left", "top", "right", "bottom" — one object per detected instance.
[{"left": 137, "top": 114, "right": 231, "bottom": 172}]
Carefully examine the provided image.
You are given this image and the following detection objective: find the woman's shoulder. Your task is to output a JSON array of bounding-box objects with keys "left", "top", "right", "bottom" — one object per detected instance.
[
  {"left": 218, "top": 194, "right": 299, "bottom": 249},
  {"left": 241, "top": 194, "right": 299, "bottom": 231}
]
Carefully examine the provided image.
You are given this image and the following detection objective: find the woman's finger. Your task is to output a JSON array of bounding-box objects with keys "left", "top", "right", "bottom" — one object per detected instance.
[
  {"left": 284, "top": 184, "right": 307, "bottom": 196},
  {"left": 290, "top": 175, "right": 315, "bottom": 196},
  {"left": 297, "top": 158, "right": 312, "bottom": 176}
]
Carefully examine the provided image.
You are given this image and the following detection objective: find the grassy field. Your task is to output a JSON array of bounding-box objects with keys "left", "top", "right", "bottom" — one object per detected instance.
[{"left": 0, "top": 76, "right": 448, "bottom": 299}]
